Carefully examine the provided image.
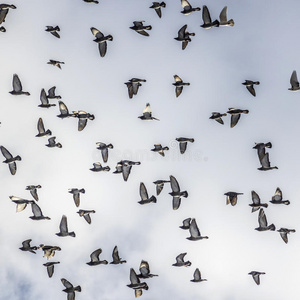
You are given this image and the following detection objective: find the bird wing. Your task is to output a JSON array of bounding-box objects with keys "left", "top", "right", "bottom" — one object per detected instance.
[
  {"left": 73, "top": 193, "right": 80, "bottom": 207},
  {"left": 193, "top": 268, "right": 201, "bottom": 281},
  {"left": 258, "top": 208, "right": 268, "bottom": 227},
  {"left": 155, "top": 7, "right": 162, "bottom": 18},
  {"left": 9, "top": 162, "right": 17, "bottom": 175},
  {"left": 101, "top": 148, "right": 108, "bottom": 163},
  {"left": 90, "top": 248, "right": 102, "bottom": 262},
  {"left": 290, "top": 70, "right": 299, "bottom": 88},
  {"left": 122, "top": 165, "right": 132, "bottom": 181},
  {"left": 61, "top": 278, "right": 73, "bottom": 289},
  {"left": 140, "top": 183, "right": 149, "bottom": 200},
  {"left": 178, "top": 25, "right": 187, "bottom": 39},
  {"left": 90, "top": 27, "right": 104, "bottom": 39},
  {"left": 130, "top": 268, "right": 140, "bottom": 284},
  {"left": 78, "top": 118, "right": 88, "bottom": 131},
  {"left": 280, "top": 232, "right": 288, "bottom": 243},
  {"left": 98, "top": 41, "right": 107, "bottom": 57},
  {"left": 37, "top": 118, "right": 46, "bottom": 134},
  {"left": 13, "top": 74, "right": 22, "bottom": 92},
  {"left": 136, "top": 29, "right": 149, "bottom": 36},
  {"left": 143, "top": 103, "right": 151, "bottom": 114},
  {"left": 251, "top": 191, "right": 261, "bottom": 204},
  {"left": 273, "top": 187, "right": 282, "bottom": 201},
  {"left": 170, "top": 175, "right": 180, "bottom": 192},
  {"left": 133, "top": 21, "right": 144, "bottom": 26},
  {"left": 219, "top": 6, "right": 228, "bottom": 22},
  {"left": 182, "top": 218, "right": 191, "bottom": 228},
  {"left": 202, "top": 5, "right": 212, "bottom": 24},
  {"left": 176, "top": 253, "right": 186, "bottom": 264},
  {"left": 59, "top": 215, "right": 68, "bottom": 234},
  {"left": 112, "top": 246, "right": 120, "bottom": 261},
  {"left": 51, "top": 31, "right": 60, "bottom": 38},
  {"left": 189, "top": 219, "right": 201, "bottom": 238},
  {"left": 135, "top": 289, "right": 142, "bottom": 298},
  {"left": 181, "top": 0, "right": 191, "bottom": 9},
  {"left": 230, "top": 114, "right": 241, "bottom": 128},
  {"left": 58, "top": 101, "right": 69, "bottom": 115},
  {"left": 182, "top": 40, "right": 188, "bottom": 50},
  {"left": 246, "top": 85, "right": 256, "bottom": 96},
  {"left": 139, "top": 260, "right": 150, "bottom": 277},
  {"left": 260, "top": 153, "right": 271, "bottom": 168},
  {"left": 0, "top": 9, "right": 8, "bottom": 24},
  {"left": 126, "top": 83, "right": 134, "bottom": 98},
  {"left": 175, "top": 86, "right": 183, "bottom": 97},
  {"left": 0, "top": 146, "right": 13, "bottom": 159},
  {"left": 156, "top": 184, "right": 163, "bottom": 195},
  {"left": 179, "top": 142, "right": 187, "bottom": 154},
  {"left": 174, "top": 75, "right": 182, "bottom": 82},
  {"left": 132, "top": 82, "right": 140, "bottom": 95},
  {"left": 47, "top": 264, "right": 55, "bottom": 277},
  {"left": 48, "top": 86, "right": 56, "bottom": 97},
  {"left": 30, "top": 189, "right": 39, "bottom": 201},
  {"left": 22, "top": 239, "right": 32, "bottom": 248},
  {"left": 253, "top": 274, "right": 260, "bottom": 285},
  {"left": 83, "top": 213, "right": 92, "bottom": 224},
  {"left": 172, "top": 197, "right": 181, "bottom": 210},
  {"left": 40, "top": 89, "right": 49, "bottom": 105},
  {"left": 47, "top": 137, "right": 56, "bottom": 146},
  {"left": 31, "top": 202, "right": 43, "bottom": 217}
]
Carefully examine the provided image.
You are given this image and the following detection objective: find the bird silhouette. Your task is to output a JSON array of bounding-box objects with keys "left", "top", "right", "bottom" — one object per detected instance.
[
  {"left": 86, "top": 248, "right": 108, "bottom": 266},
  {"left": 1, "top": 145, "right": 21, "bottom": 175},
  {"left": 219, "top": 6, "right": 234, "bottom": 26},
  {"left": 191, "top": 268, "right": 207, "bottom": 282},
  {"left": 56, "top": 215, "right": 76, "bottom": 237},
  {"left": 150, "top": 2, "right": 166, "bottom": 18},
  {"left": 270, "top": 187, "right": 290, "bottom": 205},
  {"left": 201, "top": 6, "right": 219, "bottom": 29},
  {"left": 110, "top": 246, "right": 126, "bottom": 264},
  {"left": 90, "top": 27, "right": 113, "bottom": 57},
  {"left": 289, "top": 70, "right": 300, "bottom": 91},
  {"left": 174, "top": 25, "right": 195, "bottom": 50},
  {"left": 173, "top": 75, "right": 190, "bottom": 97},
  {"left": 249, "top": 191, "right": 268, "bottom": 212},
  {"left": 68, "top": 188, "right": 85, "bottom": 207},
  {"left": 255, "top": 208, "right": 275, "bottom": 231},
  {"left": 138, "top": 103, "right": 159, "bottom": 120},
  {"left": 248, "top": 271, "right": 265, "bottom": 285},
  {"left": 172, "top": 253, "right": 191, "bottom": 267},
  {"left": 77, "top": 209, "right": 95, "bottom": 224},
  {"left": 61, "top": 278, "right": 81, "bottom": 299},
  {"left": 138, "top": 182, "right": 157, "bottom": 205},
  {"left": 224, "top": 191, "right": 243, "bottom": 206},
  {"left": 43, "top": 262, "right": 60, "bottom": 278},
  {"left": 187, "top": 218, "right": 209, "bottom": 241},
  {"left": 127, "top": 268, "right": 148, "bottom": 298},
  {"left": 181, "top": 0, "right": 200, "bottom": 15},
  {"left": 36, "top": 118, "right": 52, "bottom": 137},
  {"left": 130, "top": 21, "right": 152, "bottom": 36},
  {"left": 169, "top": 175, "right": 188, "bottom": 210},
  {"left": 45, "top": 26, "right": 60, "bottom": 38},
  {"left": 242, "top": 80, "right": 260, "bottom": 97},
  {"left": 9, "top": 74, "right": 30, "bottom": 95},
  {"left": 19, "top": 239, "right": 38, "bottom": 254}
]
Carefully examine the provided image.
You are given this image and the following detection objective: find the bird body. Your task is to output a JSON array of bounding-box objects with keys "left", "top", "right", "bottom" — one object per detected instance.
[
  {"left": 36, "top": 118, "right": 52, "bottom": 137},
  {"left": 130, "top": 21, "right": 152, "bottom": 36},
  {"left": 110, "top": 246, "right": 126, "bottom": 264},
  {"left": 26, "top": 185, "right": 41, "bottom": 201},
  {"left": 151, "top": 144, "right": 169, "bottom": 156},
  {"left": 46, "top": 137, "right": 62, "bottom": 148},
  {"left": 68, "top": 188, "right": 85, "bottom": 207},
  {"left": 96, "top": 142, "right": 113, "bottom": 162},
  {"left": 209, "top": 112, "right": 227, "bottom": 125}
]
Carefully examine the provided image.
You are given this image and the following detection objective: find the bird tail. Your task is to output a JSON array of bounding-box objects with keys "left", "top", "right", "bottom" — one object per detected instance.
[
  {"left": 80, "top": 189, "right": 85, "bottom": 193},
  {"left": 265, "top": 142, "right": 272, "bottom": 148},
  {"left": 16, "top": 155, "right": 22, "bottom": 161},
  {"left": 69, "top": 232, "right": 76, "bottom": 237},
  {"left": 182, "top": 191, "right": 188, "bottom": 198},
  {"left": 268, "top": 224, "right": 276, "bottom": 231},
  {"left": 150, "top": 196, "right": 157, "bottom": 203},
  {"left": 161, "top": 2, "right": 166, "bottom": 7},
  {"left": 75, "top": 286, "right": 81, "bottom": 292},
  {"left": 283, "top": 200, "right": 290, "bottom": 205}
]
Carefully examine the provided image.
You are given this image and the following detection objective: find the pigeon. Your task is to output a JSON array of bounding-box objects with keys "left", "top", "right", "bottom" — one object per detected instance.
[
  {"left": 45, "top": 137, "right": 62, "bottom": 148},
  {"left": 9, "top": 74, "right": 30, "bottom": 95},
  {"left": 174, "top": 24, "right": 195, "bottom": 50},
  {"left": 61, "top": 278, "right": 81, "bottom": 299},
  {"left": 39, "top": 244, "right": 61, "bottom": 259},
  {"left": 86, "top": 248, "right": 108, "bottom": 266},
  {"left": 96, "top": 142, "right": 113, "bottom": 163},
  {"left": 289, "top": 70, "right": 300, "bottom": 91},
  {"left": 169, "top": 175, "right": 188, "bottom": 210},
  {"left": 10, "top": 196, "right": 34, "bottom": 212},
  {"left": 0, "top": 145, "right": 21, "bottom": 175},
  {"left": 113, "top": 160, "right": 141, "bottom": 181},
  {"left": 127, "top": 268, "right": 148, "bottom": 298},
  {"left": 90, "top": 162, "right": 110, "bottom": 172},
  {"left": 172, "top": 253, "right": 191, "bottom": 267},
  {"left": 56, "top": 215, "right": 76, "bottom": 237},
  {"left": 38, "top": 89, "right": 56, "bottom": 108},
  {"left": 45, "top": 26, "right": 60, "bottom": 38},
  {"left": 137, "top": 260, "right": 158, "bottom": 278},
  {"left": 219, "top": 6, "right": 234, "bottom": 26},
  {"left": 0, "top": 4, "right": 16, "bottom": 32},
  {"left": 29, "top": 202, "right": 50, "bottom": 220},
  {"left": 209, "top": 112, "right": 227, "bottom": 125},
  {"left": 224, "top": 192, "right": 243, "bottom": 206},
  {"left": 151, "top": 144, "right": 169, "bottom": 156},
  {"left": 43, "top": 262, "right": 60, "bottom": 278},
  {"left": 226, "top": 108, "right": 249, "bottom": 128},
  {"left": 248, "top": 271, "right": 265, "bottom": 285},
  {"left": 187, "top": 218, "right": 209, "bottom": 241},
  {"left": 153, "top": 180, "right": 170, "bottom": 195},
  {"left": 176, "top": 137, "right": 194, "bottom": 154},
  {"left": 110, "top": 246, "right": 126, "bottom": 264},
  {"left": 138, "top": 182, "right": 157, "bottom": 205},
  {"left": 72, "top": 110, "right": 95, "bottom": 131},
  {"left": 173, "top": 75, "right": 190, "bottom": 97},
  {"left": 253, "top": 142, "right": 272, "bottom": 163},
  {"left": 47, "top": 86, "right": 61, "bottom": 99},
  {"left": 191, "top": 268, "right": 207, "bottom": 282},
  {"left": 150, "top": 2, "right": 166, "bottom": 18},
  {"left": 90, "top": 27, "right": 113, "bottom": 57},
  {"left": 125, "top": 78, "right": 146, "bottom": 99},
  {"left": 47, "top": 59, "right": 64, "bottom": 69},
  {"left": 201, "top": 5, "right": 219, "bottom": 29},
  {"left": 181, "top": 0, "right": 200, "bottom": 15},
  {"left": 36, "top": 118, "right": 52, "bottom": 137},
  {"left": 255, "top": 208, "right": 275, "bottom": 231},
  {"left": 138, "top": 103, "right": 159, "bottom": 120},
  {"left": 130, "top": 21, "right": 152, "bottom": 36},
  {"left": 257, "top": 152, "right": 278, "bottom": 171},
  {"left": 249, "top": 191, "right": 268, "bottom": 212},
  {"left": 242, "top": 80, "right": 260, "bottom": 97},
  {"left": 25, "top": 185, "right": 41, "bottom": 201},
  {"left": 180, "top": 218, "right": 191, "bottom": 230},
  {"left": 19, "top": 239, "right": 38, "bottom": 254},
  {"left": 270, "top": 187, "right": 290, "bottom": 205},
  {"left": 68, "top": 188, "right": 85, "bottom": 207},
  {"left": 57, "top": 101, "right": 75, "bottom": 118},
  {"left": 77, "top": 209, "right": 95, "bottom": 224},
  {"left": 277, "top": 228, "right": 296, "bottom": 244},
  {"left": 83, "top": 0, "right": 99, "bottom": 3}
]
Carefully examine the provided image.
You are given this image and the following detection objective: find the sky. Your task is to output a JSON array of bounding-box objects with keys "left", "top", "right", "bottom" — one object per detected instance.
[{"left": 1, "top": 0, "right": 300, "bottom": 299}]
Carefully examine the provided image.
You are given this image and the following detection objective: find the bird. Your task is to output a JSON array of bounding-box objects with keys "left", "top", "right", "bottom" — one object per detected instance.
[
  {"left": 1, "top": 145, "right": 21, "bottom": 175},
  {"left": 25, "top": 185, "right": 41, "bottom": 201},
  {"left": 253, "top": 142, "right": 272, "bottom": 163},
  {"left": 68, "top": 188, "right": 85, "bottom": 207},
  {"left": 29, "top": 202, "right": 50, "bottom": 220},
  {"left": 226, "top": 108, "right": 249, "bottom": 128},
  {"left": 180, "top": 218, "right": 191, "bottom": 230},
  {"left": 125, "top": 78, "right": 146, "bottom": 99},
  {"left": 172, "top": 253, "right": 191, "bottom": 267},
  {"left": 43, "top": 262, "right": 60, "bottom": 278},
  {"left": 127, "top": 268, "right": 148, "bottom": 298},
  {"left": 45, "top": 137, "right": 62, "bottom": 148},
  {"left": 72, "top": 110, "right": 95, "bottom": 131},
  {"left": 83, "top": 0, "right": 99, "bottom": 3},
  {"left": 47, "top": 59, "right": 64, "bottom": 69},
  {"left": 249, "top": 191, "right": 268, "bottom": 212},
  {"left": 90, "top": 27, "right": 113, "bottom": 57},
  {"left": 45, "top": 26, "right": 60, "bottom": 38},
  {"left": 119, "top": 160, "right": 141, "bottom": 181},
  {"left": 57, "top": 101, "right": 75, "bottom": 118},
  {"left": 173, "top": 75, "right": 190, "bottom": 97},
  {"left": 19, "top": 239, "right": 38, "bottom": 254},
  {"left": 96, "top": 142, "right": 113, "bottom": 163},
  {"left": 56, "top": 215, "right": 76, "bottom": 237},
  {"left": 201, "top": 5, "right": 219, "bottom": 29},
  {"left": 219, "top": 6, "right": 234, "bottom": 26},
  {"left": 130, "top": 21, "right": 152, "bottom": 36},
  {"left": 257, "top": 152, "right": 278, "bottom": 171},
  {"left": 277, "top": 228, "right": 296, "bottom": 244},
  {"left": 149, "top": 2, "right": 166, "bottom": 18},
  {"left": 248, "top": 271, "right": 265, "bottom": 285},
  {"left": 86, "top": 248, "right": 108, "bottom": 266},
  {"left": 77, "top": 209, "right": 95, "bottom": 224},
  {"left": 289, "top": 70, "right": 300, "bottom": 91},
  {"left": 10, "top": 196, "right": 34, "bottom": 212},
  {"left": 47, "top": 86, "right": 61, "bottom": 99},
  {"left": 191, "top": 268, "right": 207, "bottom": 282},
  {"left": 137, "top": 260, "right": 158, "bottom": 278},
  {"left": 242, "top": 80, "right": 260, "bottom": 97},
  {"left": 181, "top": 0, "right": 200, "bottom": 15},
  {"left": 187, "top": 218, "right": 209, "bottom": 241},
  {"left": 38, "top": 89, "right": 56, "bottom": 108},
  {"left": 90, "top": 162, "right": 110, "bottom": 172},
  {"left": 139, "top": 182, "right": 157, "bottom": 205},
  {"left": 9, "top": 74, "right": 30, "bottom": 95},
  {"left": 169, "top": 175, "right": 188, "bottom": 210},
  {"left": 36, "top": 118, "right": 52, "bottom": 137},
  {"left": 174, "top": 24, "right": 195, "bottom": 50},
  {"left": 209, "top": 112, "right": 227, "bottom": 125},
  {"left": 39, "top": 244, "right": 61, "bottom": 259},
  {"left": 255, "top": 208, "right": 275, "bottom": 231},
  {"left": 61, "top": 278, "right": 81, "bottom": 299},
  {"left": 151, "top": 144, "right": 169, "bottom": 156},
  {"left": 0, "top": 5, "right": 16, "bottom": 32},
  {"left": 153, "top": 179, "right": 170, "bottom": 195},
  {"left": 176, "top": 137, "right": 194, "bottom": 154},
  {"left": 224, "top": 192, "right": 243, "bottom": 206},
  {"left": 270, "top": 187, "right": 290, "bottom": 205},
  {"left": 110, "top": 246, "right": 126, "bottom": 264},
  {"left": 138, "top": 103, "right": 159, "bottom": 120}
]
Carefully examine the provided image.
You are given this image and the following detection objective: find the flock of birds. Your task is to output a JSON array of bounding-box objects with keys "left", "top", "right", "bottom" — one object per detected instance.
[{"left": 0, "top": 0, "right": 298, "bottom": 299}]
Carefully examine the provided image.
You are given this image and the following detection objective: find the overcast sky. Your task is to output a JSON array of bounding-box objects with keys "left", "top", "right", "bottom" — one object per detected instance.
[{"left": 1, "top": 0, "right": 300, "bottom": 299}]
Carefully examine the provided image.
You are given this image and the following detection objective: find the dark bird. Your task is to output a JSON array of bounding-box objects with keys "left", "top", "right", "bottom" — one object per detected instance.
[
  {"left": 226, "top": 108, "right": 249, "bottom": 128},
  {"left": 219, "top": 6, "right": 234, "bottom": 26},
  {"left": 125, "top": 78, "right": 146, "bottom": 99},
  {"left": 176, "top": 137, "right": 194, "bottom": 154},
  {"left": 90, "top": 27, "right": 113, "bottom": 57},
  {"left": 43, "top": 262, "right": 60, "bottom": 278},
  {"left": 173, "top": 75, "right": 190, "bottom": 97},
  {"left": 26, "top": 185, "right": 41, "bottom": 201},
  {"left": 39, "top": 244, "right": 61, "bottom": 259},
  {"left": 19, "top": 239, "right": 38, "bottom": 254},
  {"left": 191, "top": 268, "right": 207, "bottom": 282},
  {"left": 174, "top": 24, "right": 195, "bottom": 50},
  {"left": 181, "top": 0, "right": 200, "bottom": 15},
  {"left": 150, "top": 2, "right": 166, "bottom": 18},
  {"left": 153, "top": 179, "right": 170, "bottom": 195},
  {"left": 47, "top": 86, "right": 61, "bottom": 99},
  {"left": 56, "top": 215, "right": 75, "bottom": 237},
  {"left": 57, "top": 101, "right": 75, "bottom": 118},
  {"left": 242, "top": 80, "right": 260, "bottom": 97},
  {"left": 253, "top": 142, "right": 272, "bottom": 163},
  {"left": 90, "top": 162, "right": 110, "bottom": 172},
  {"left": 209, "top": 112, "right": 227, "bottom": 125},
  {"left": 130, "top": 21, "right": 152, "bottom": 36},
  {"left": 151, "top": 144, "right": 169, "bottom": 156},
  {"left": 289, "top": 70, "right": 300, "bottom": 91},
  {"left": 45, "top": 137, "right": 62, "bottom": 148},
  {"left": 1, "top": 145, "right": 21, "bottom": 175},
  {"left": 96, "top": 142, "right": 113, "bottom": 163},
  {"left": 45, "top": 26, "right": 60, "bottom": 38},
  {"left": 72, "top": 110, "right": 95, "bottom": 131},
  {"left": 0, "top": 4, "right": 16, "bottom": 32},
  {"left": 61, "top": 278, "right": 81, "bottom": 299},
  {"left": 169, "top": 175, "right": 188, "bottom": 210},
  {"left": 77, "top": 209, "right": 95, "bottom": 224},
  {"left": 38, "top": 89, "right": 56, "bottom": 108},
  {"left": 139, "top": 182, "right": 157, "bottom": 205},
  {"left": 277, "top": 228, "right": 296, "bottom": 244},
  {"left": 201, "top": 5, "right": 219, "bottom": 29},
  {"left": 255, "top": 208, "right": 275, "bottom": 231},
  {"left": 47, "top": 59, "right": 64, "bottom": 69},
  {"left": 36, "top": 118, "right": 51, "bottom": 137},
  {"left": 127, "top": 268, "right": 148, "bottom": 298},
  {"left": 172, "top": 253, "right": 191, "bottom": 267},
  {"left": 224, "top": 191, "right": 243, "bottom": 206},
  {"left": 270, "top": 187, "right": 290, "bottom": 205},
  {"left": 9, "top": 74, "right": 30, "bottom": 95},
  {"left": 68, "top": 188, "right": 85, "bottom": 207},
  {"left": 180, "top": 218, "right": 191, "bottom": 230},
  {"left": 83, "top": 0, "right": 99, "bottom": 3},
  {"left": 249, "top": 191, "right": 268, "bottom": 212},
  {"left": 138, "top": 103, "right": 159, "bottom": 120},
  {"left": 248, "top": 271, "right": 265, "bottom": 285},
  {"left": 29, "top": 202, "right": 50, "bottom": 220},
  {"left": 113, "top": 160, "right": 141, "bottom": 181},
  {"left": 257, "top": 152, "right": 278, "bottom": 171},
  {"left": 110, "top": 246, "right": 126, "bottom": 264},
  {"left": 187, "top": 218, "right": 209, "bottom": 241},
  {"left": 10, "top": 196, "right": 34, "bottom": 212},
  {"left": 137, "top": 260, "right": 158, "bottom": 278},
  {"left": 87, "top": 248, "right": 108, "bottom": 266}
]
